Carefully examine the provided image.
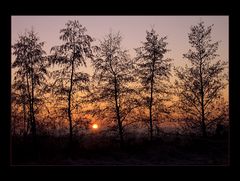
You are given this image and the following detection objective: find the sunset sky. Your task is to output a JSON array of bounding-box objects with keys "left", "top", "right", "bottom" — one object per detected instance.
[{"left": 11, "top": 16, "right": 229, "bottom": 100}]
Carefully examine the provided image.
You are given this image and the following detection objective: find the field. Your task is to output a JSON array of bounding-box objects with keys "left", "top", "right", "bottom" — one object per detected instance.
[{"left": 11, "top": 134, "right": 229, "bottom": 166}]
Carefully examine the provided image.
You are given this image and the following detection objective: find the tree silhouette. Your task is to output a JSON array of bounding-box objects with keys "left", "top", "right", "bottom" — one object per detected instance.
[
  {"left": 11, "top": 76, "right": 29, "bottom": 135},
  {"left": 12, "top": 29, "right": 48, "bottom": 142},
  {"left": 49, "top": 20, "right": 94, "bottom": 143},
  {"left": 89, "top": 32, "right": 136, "bottom": 148},
  {"left": 135, "top": 28, "right": 172, "bottom": 141},
  {"left": 174, "top": 21, "right": 227, "bottom": 137}
]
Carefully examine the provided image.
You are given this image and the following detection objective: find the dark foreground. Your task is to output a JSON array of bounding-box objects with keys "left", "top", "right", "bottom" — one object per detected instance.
[{"left": 11, "top": 134, "right": 229, "bottom": 165}]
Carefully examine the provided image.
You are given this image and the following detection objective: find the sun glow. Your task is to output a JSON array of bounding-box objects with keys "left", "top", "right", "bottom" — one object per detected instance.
[{"left": 92, "top": 124, "right": 98, "bottom": 129}]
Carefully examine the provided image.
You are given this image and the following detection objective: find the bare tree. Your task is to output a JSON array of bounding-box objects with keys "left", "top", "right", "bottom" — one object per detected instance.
[
  {"left": 49, "top": 20, "right": 94, "bottom": 143},
  {"left": 135, "top": 28, "right": 172, "bottom": 141},
  {"left": 89, "top": 32, "right": 137, "bottom": 148},
  {"left": 11, "top": 76, "right": 29, "bottom": 135},
  {"left": 174, "top": 21, "right": 228, "bottom": 137},
  {"left": 12, "top": 29, "right": 48, "bottom": 142}
]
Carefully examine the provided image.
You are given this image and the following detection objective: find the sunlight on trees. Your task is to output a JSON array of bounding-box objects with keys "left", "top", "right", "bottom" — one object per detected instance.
[
  {"left": 87, "top": 31, "right": 137, "bottom": 148},
  {"left": 135, "top": 28, "right": 172, "bottom": 141},
  {"left": 12, "top": 29, "right": 48, "bottom": 142},
  {"left": 11, "top": 20, "right": 229, "bottom": 156},
  {"left": 48, "top": 20, "right": 94, "bottom": 143},
  {"left": 174, "top": 21, "right": 228, "bottom": 137}
]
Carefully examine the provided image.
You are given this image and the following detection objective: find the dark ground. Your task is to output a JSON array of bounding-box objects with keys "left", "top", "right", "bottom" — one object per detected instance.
[{"left": 11, "top": 134, "right": 229, "bottom": 166}]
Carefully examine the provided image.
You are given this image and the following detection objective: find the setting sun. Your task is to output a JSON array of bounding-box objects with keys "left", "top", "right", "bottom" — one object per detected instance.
[{"left": 92, "top": 124, "right": 98, "bottom": 129}]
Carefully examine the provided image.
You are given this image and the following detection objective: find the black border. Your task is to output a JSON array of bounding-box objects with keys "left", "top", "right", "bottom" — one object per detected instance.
[{"left": 1, "top": 1, "right": 238, "bottom": 180}]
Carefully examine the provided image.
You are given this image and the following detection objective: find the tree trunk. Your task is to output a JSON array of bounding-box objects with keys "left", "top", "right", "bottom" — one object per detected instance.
[
  {"left": 22, "top": 98, "right": 27, "bottom": 135},
  {"left": 26, "top": 74, "right": 33, "bottom": 136},
  {"left": 201, "top": 91, "right": 207, "bottom": 137},
  {"left": 68, "top": 60, "right": 74, "bottom": 144},
  {"left": 30, "top": 70, "right": 37, "bottom": 143},
  {"left": 149, "top": 56, "right": 156, "bottom": 142},
  {"left": 114, "top": 76, "right": 124, "bottom": 148},
  {"left": 23, "top": 76, "right": 28, "bottom": 135},
  {"left": 26, "top": 82, "right": 31, "bottom": 135},
  {"left": 200, "top": 61, "right": 207, "bottom": 138},
  {"left": 149, "top": 76, "right": 154, "bottom": 141}
]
